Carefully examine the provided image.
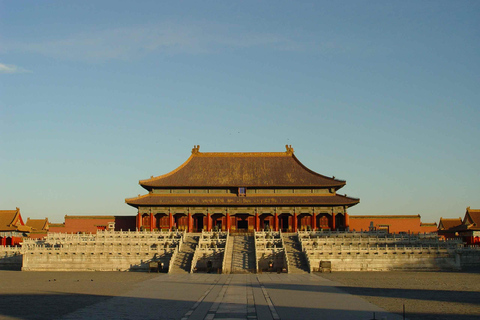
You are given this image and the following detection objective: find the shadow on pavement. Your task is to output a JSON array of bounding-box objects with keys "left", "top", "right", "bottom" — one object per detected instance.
[
  {"left": 0, "top": 291, "right": 477, "bottom": 320},
  {"left": 0, "top": 293, "right": 194, "bottom": 320},
  {"left": 259, "top": 281, "right": 480, "bottom": 305}
]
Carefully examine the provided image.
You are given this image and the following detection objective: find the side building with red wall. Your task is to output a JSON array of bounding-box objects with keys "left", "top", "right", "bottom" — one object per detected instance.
[
  {"left": 437, "top": 217, "right": 463, "bottom": 240},
  {"left": 49, "top": 215, "right": 136, "bottom": 234},
  {"left": 25, "top": 218, "right": 49, "bottom": 239},
  {"left": 0, "top": 208, "right": 31, "bottom": 246},
  {"left": 349, "top": 215, "right": 437, "bottom": 234},
  {"left": 440, "top": 207, "right": 480, "bottom": 245}
]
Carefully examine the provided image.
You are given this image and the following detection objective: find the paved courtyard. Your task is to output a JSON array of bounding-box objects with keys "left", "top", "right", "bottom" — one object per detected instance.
[
  {"left": 0, "top": 271, "right": 402, "bottom": 320},
  {"left": 61, "top": 273, "right": 401, "bottom": 320}
]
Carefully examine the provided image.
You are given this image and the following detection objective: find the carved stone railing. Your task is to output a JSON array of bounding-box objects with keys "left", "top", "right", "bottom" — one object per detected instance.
[
  {"left": 36, "top": 230, "right": 185, "bottom": 246},
  {"left": 304, "top": 244, "right": 457, "bottom": 255},
  {"left": 22, "top": 230, "right": 185, "bottom": 272},
  {"left": 168, "top": 245, "right": 180, "bottom": 273},
  {"left": 297, "top": 231, "right": 462, "bottom": 249},
  {"left": 255, "top": 230, "right": 286, "bottom": 272},
  {"left": 254, "top": 232, "right": 258, "bottom": 272},
  {"left": 191, "top": 247, "right": 225, "bottom": 273},
  {"left": 221, "top": 232, "right": 230, "bottom": 273},
  {"left": 0, "top": 246, "right": 22, "bottom": 255},
  {"left": 298, "top": 230, "right": 444, "bottom": 240}
]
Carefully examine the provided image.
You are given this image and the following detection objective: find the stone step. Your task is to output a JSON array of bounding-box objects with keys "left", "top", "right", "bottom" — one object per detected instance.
[
  {"left": 169, "top": 235, "right": 198, "bottom": 273},
  {"left": 229, "top": 235, "right": 255, "bottom": 273},
  {"left": 282, "top": 234, "right": 310, "bottom": 273}
]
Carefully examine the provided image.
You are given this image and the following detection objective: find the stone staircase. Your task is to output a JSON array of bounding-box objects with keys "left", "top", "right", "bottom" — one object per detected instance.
[
  {"left": 282, "top": 233, "right": 309, "bottom": 274},
  {"left": 169, "top": 234, "right": 198, "bottom": 274},
  {"left": 229, "top": 235, "right": 256, "bottom": 273}
]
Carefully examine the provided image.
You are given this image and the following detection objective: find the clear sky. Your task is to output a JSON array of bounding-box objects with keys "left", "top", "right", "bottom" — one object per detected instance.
[{"left": 1, "top": 1, "right": 479, "bottom": 224}]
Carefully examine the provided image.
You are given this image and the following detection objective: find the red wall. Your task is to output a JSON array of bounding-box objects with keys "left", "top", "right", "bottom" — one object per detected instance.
[
  {"left": 350, "top": 216, "right": 436, "bottom": 233},
  {"left": 49, "top": 216, "right": 136, "bottom": 234},
  {"left": 114, "top": 216, "right": 137, "bottom": 231},
  {"left": 419, "top": 224, "right": 438, "bottom": 233},
  {"left": 0, "top": 236, "right": 22, "bottom": 246}
]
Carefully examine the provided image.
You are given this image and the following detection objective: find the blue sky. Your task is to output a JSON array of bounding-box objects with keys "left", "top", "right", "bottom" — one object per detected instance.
[{"left": 1, "top": 1, "right": 479, "bottom": 224}]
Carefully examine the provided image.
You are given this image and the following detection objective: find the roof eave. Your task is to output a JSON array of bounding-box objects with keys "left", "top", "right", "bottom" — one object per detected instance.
[{"left": 124, "top": 194, "right": 360, "bottom": 208}]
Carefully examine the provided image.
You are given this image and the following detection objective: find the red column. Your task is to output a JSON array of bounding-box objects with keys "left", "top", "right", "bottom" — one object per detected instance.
[
  {"left": 345, "top": 212, "right": 349, "bottom": 229},
  {"left": 169, "top": 213, "right": 173, "bottom": 231},
  {"left": 137, "top": 212, "right": 141, "bottom": 231},
  {"left": 150, "top": 213, "right": 154, "bottom": 231},
  {"left": 255, "top": 213, "right": 259, "bottom": 231},
  {"left": 188, "top": 213, "right": 192, "bottom": 232},
  {"left": 312, "top": 212, "right": 316, "bottom": 231},
  {"left": 293, "top": 212, "right": 298, "bottom": 232},
  {"left": 207, "top": 213, "right": 211, "bottom": 232},
  {"left": 274, "top": 212, "right": 279, "bottom": 231},
  {"left": 332, "top": 212, "right": 336, "bottom": 231},
  {"left": 226, "top": 213, "right": 231, "bottom": 231}
]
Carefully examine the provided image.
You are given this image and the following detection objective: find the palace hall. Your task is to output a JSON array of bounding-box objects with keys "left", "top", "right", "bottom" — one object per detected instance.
[{"left": 125, "top": 145, "right": 360, "bottom": 232}]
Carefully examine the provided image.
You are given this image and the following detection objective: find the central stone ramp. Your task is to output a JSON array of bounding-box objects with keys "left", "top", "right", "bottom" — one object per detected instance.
[
  {"left": 282, "top": 233, "right": 309, "bottom": 273},
  {"left": 170, "top": 233, "right": 198, "bottom": 274},
  {"left": 231, "top": 234, "right": 256, "bottom": 274}
]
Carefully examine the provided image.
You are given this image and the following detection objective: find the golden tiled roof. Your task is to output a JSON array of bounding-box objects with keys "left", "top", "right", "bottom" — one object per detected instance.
[
  {"left": 48, "top": 223, "right": 65, "bottom": 228},
  {"left": 140, "top": 146, "right": 347, "bottom": 189},
  {"left": 26, "top": 218, "right": 49, "bottom": 231},
  {"left": 438, "top": 218, "right": 462, "bottom": 230},
  {"left": 465, "top": 207, "right": 480, "bottom": 226},
  {"left": 420, "top": 222, "right": 437, "bottom": 227},
  {"left": 0, "top": 210, "right": 18, "bottom": 231},
  {"left": 0, "top": 207, "right": 30, "bottom": 232}
]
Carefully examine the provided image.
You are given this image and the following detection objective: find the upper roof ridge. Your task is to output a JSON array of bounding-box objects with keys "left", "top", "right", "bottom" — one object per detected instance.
[
  {"left": 192, "top": 145, "right": 200, "bottom": 154},
  {"left": 195, "top": 151, "right": 291, "bottom": 157},
  {"left": 190, "top": 144, "right": 294, "bottom": 157}
]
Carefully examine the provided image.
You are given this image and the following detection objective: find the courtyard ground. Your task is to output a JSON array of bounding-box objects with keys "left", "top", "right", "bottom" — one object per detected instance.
[
  {"left": 320, "top": 270, "right": 480, "bottom": 320},
  {"left": 0, "top": 270, "right": 478, "bottom": 319}
]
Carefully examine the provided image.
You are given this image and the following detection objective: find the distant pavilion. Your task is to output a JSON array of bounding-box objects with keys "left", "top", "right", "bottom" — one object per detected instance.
[
  {"left": 0, "top": 208, "right": 30, "bottom": 246},
  {"left": 126, "top": 145, "right": 360, "bottom": 232}
]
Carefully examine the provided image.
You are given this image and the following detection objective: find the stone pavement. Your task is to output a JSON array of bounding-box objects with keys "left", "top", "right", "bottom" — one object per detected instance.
[{"left": 60, "top": 273, "right": 405, "bottom": 320}]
